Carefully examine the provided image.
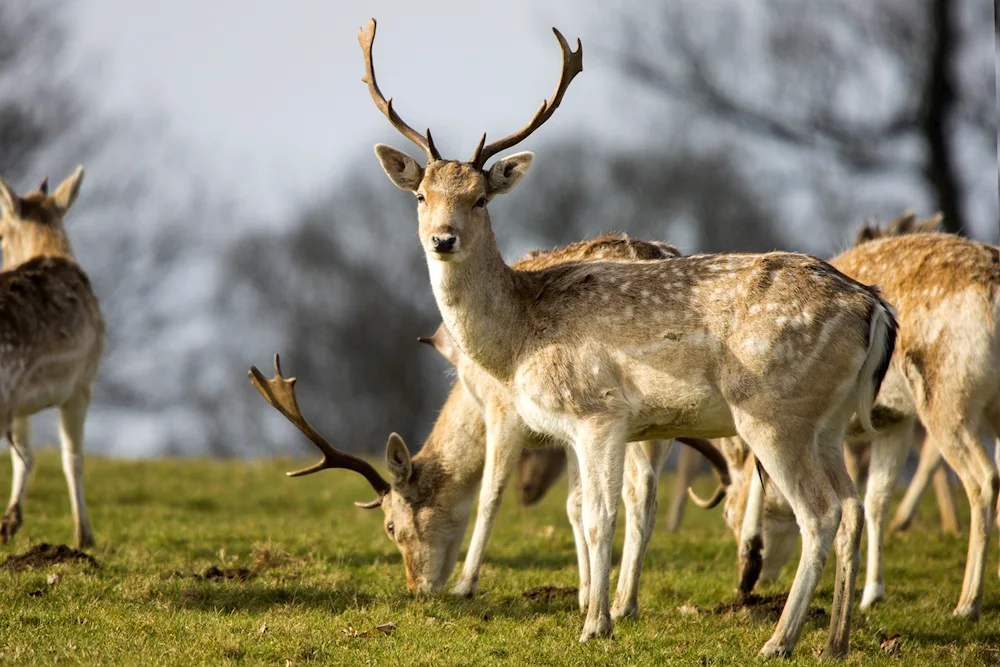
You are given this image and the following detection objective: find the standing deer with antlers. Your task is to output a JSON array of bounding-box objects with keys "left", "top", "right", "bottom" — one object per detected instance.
[
  {"left": 251, "top": 233, "right": 728, "bottom": 617},
  {"left": 0, "top": 168, "right": 104, "bottom": 549},
  {"left": 361, "top": 19, "right": 897, "bottom": 657},
  {"left": 703, "top": 220, "right": 999, "bottom": 619}
]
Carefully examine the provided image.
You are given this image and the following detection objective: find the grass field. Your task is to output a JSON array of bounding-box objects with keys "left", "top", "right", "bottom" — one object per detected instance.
[{"left": 0, "top": 449, "right": 998, "bottom": 666}]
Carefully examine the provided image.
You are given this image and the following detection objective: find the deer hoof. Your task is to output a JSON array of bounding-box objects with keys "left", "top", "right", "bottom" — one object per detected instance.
[
  {"left": 578, "top": 614, "right": 612, "bottom": 642},
  {"left": 1, "top": 507, "right": 22, "bottom": 544},
  {"left": 451, "top": 578, "right": 477, "bottom": 598}
]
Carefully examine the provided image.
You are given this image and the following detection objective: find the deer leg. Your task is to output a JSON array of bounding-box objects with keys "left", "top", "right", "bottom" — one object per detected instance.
[
  {"left": 741, "top": 418, "right": 841, "bottom": 659},
  {"left": 818, "top": 426, "right": 865, "bottom": 660},
  {"left": 612, "top": 439, "right": 669, "bottom": 621},
  {"left": 922, "top": 412, "right": 997, "bottom": 619},
  {"left": 737, "top": 464, "right": 765, "bottom": 595},
  {"left": 665, "top": 443, "right": 699, "bottom": 532},
  {"left": 931, "top": 456, "right": 960, "bottom": 536},
  {"left": 859, "top": 420, "right": 914, "bottom": 609},
  {"left": 564, "top": 449, "right": 590, "bottom": 613},
  {"left": 3, "top": 416, "right": 31, "bottom": 545},
  {"left": 891, "top": 433, "right": 947, "bottom": 533},
  {"left": 576, "top": 424, "right": 627, "bottom": 643},
  {"left": 59, "top": 388, "right": 94, "bottom": 549},
  {"left": 452, "top": 407, "right": 525, "bottom": 597}
]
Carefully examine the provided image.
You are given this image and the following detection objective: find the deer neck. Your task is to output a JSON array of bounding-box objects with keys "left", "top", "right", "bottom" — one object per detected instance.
[
  {"left": 3, "top": 228, "right": 76, "bottom": 271},
  {"left": 426, "top": 227, "right": 525, "bottom": 381},
  {"left": 413, "top": 383, "right": 487, "bottom": 501}
]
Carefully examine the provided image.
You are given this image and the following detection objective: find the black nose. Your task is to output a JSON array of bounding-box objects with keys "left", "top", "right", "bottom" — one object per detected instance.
[{"left": 431, "top": 235, "right": 457, "bottom": 253}]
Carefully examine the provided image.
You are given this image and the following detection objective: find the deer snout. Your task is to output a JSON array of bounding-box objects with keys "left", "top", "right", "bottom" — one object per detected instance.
[{"left": 430, "top": 234, "right": 458, "bottom": 254}]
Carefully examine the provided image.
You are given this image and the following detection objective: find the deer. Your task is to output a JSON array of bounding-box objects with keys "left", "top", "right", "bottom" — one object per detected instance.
[
  {"left": 361, "top": 18, "right": 897, "bottom": 657},
  {"left": 251, "top": 232, "right": 729, "bottom": 618},
  {"left": 695, "top": 219, "right": 999, "bottom": 619},
  {"left": 418, "top": 233, "right": 727, "bottom": 618},
  {"left": 0, "top": 167, "right": 104, "bottom": 550}
]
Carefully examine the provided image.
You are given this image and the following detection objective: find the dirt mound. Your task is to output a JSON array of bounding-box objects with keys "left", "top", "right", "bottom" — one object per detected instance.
[
  {"left": 713, "top": 593, "right": 826, "bottom": 621},
  {"left": 195, "top": 565, "right": 254, "bottom": 582},
  {"left": 1, "top": 543, "right": 100, "bottom": 572},
  {"left": 522, "top": 585, "right": 578, "bottom": 603}
]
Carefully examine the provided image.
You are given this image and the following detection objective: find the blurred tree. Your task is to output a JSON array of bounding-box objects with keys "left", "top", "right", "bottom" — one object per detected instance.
[
  {"left": 607, "top": 0, "right": 997, "bottom": 240},
  {"left": 502, "top": 138, "right": 783, "bottom": 257},
  {"left": 221, "top": 173, "right": 449, "bottom": 455}
]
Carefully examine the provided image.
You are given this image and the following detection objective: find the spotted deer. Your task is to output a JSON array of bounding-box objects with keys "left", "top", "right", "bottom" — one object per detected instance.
[
  {"left": 0, "top": 167, "right": 104, "bottom": 549},
  {"left": 420, "top": 234, "right": 727, "bottom": 619},
  {"left": 703, "top": 221, "right": 999, "bottom": 620},
  {"left": 251, "top": 233, "right": 728, "bottom": 615},
  {"left": 362, "top": 18, "right": 897, "bottom": 657}
]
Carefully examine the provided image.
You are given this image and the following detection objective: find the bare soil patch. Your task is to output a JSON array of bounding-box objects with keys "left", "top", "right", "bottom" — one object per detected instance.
[{"left": 1, "top": 543, "right": 100, "bottom": 572}]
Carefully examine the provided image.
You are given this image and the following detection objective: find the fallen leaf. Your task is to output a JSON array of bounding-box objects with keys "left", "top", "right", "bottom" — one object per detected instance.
[
  {"left": 258, "top": 623, "right": 267, "bottom": 636},
  {"left": 375, "top": 622, "right": 396, "bottom": 635},
  {"left": 425, "top": 617, "right": 438, "bottom": 625},
  {"left": 678, "top": 603, "right": 700, "bottom": 616},
  {"left": 880, "top": 633, "right": 902, "bottom": 655},
  {"left": 285, "top": 661, "right": 295, "bottom": 667},
  {"left": 46, "top": 573, "right": 61, "bottom": 586},
  {"left": 543, "top": 525, "right": 556, "bottom": 539}
]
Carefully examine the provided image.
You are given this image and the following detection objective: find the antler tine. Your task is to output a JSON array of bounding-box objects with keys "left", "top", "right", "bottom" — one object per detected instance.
[
  {"left": 676, "top": 437, "right": 730, "bottom": 510},
  {"left": 470, "top": 27, "right": 583, "bottom": 168},
  {"left": 37, "top": 177, "right": 48, "bottom": 195},
  {"left": 248, "top": 354, "right": 390, "bottom": 501},
  {"left": 358, "top": 18, "right": 441, "bottom": 162}
]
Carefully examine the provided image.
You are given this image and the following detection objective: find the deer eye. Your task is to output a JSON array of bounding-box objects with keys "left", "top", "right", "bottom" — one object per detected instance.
[
  {"left": 415, "top": 193, "right": 426, "bottom": 204},
  {"left": 474, "top": 197, "right": 487, "bottom": 209}
]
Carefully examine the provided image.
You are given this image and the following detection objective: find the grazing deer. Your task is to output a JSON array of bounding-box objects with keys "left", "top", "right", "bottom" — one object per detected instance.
[
  {"left": 0, "top": 168, "right": 104, "bottom": 550},
  {"left": 701, "top": 221, "right": 999, "bottom": 618},
  {"left": 362, "top": 18, "right": 897, "bottom": 657},
  {"left": 251, "top": 233, "right": 728, "bottom": 615}
]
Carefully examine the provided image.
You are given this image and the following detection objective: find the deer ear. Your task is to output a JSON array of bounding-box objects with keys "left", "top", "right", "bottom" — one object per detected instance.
[
  {"left": 487, "top": 152, "right": 534, "bottom": 195},
  {"left": 385, "top": 432, "right": 412, "bottom": 485},
  {"left": 52, "top": 165, "right": 85, "bottom": 213},
  {"left": 374, "top": 144, "right": 424, "bottom": 191},
  {"left": 417, "top": 324, "right": 460, "bottom": 367},
  {"left": 0, "top": 177, "right": 20, "bottom": 218}
]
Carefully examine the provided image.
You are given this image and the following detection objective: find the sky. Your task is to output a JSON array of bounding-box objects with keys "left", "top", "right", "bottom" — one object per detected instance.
[{"left": 71, "top": 0, "right": 646, "bottom": 221}]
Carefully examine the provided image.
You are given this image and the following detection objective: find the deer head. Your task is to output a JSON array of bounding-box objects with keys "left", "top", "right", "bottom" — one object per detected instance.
[
  {"left": 0, "top": 167, "right": 85, "bottom": 270},
  {"left": 249, "top": 355, "right": 475, "bottom": 593},
  {"left": 360, "top": 18, "right": 581, "bottom": 263}
]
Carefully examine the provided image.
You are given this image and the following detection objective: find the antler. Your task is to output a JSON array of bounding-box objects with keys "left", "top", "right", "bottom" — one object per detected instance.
[
  {"left": 469, "top": 28, "right": 583, "bottom": 169},
  {"left": 249, "top": 354, "right": 390, "bottom": 508},
  {"left": 359, "top": 18, "right": 441, "bottom": 163},
  {"left": 679, "top": 437, "right": 731, "bottom": 509}
]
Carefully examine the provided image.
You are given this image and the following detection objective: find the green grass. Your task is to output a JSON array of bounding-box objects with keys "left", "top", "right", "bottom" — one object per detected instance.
[{"left": 0, "top": 450, "right": 997, "bottom": 666}]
